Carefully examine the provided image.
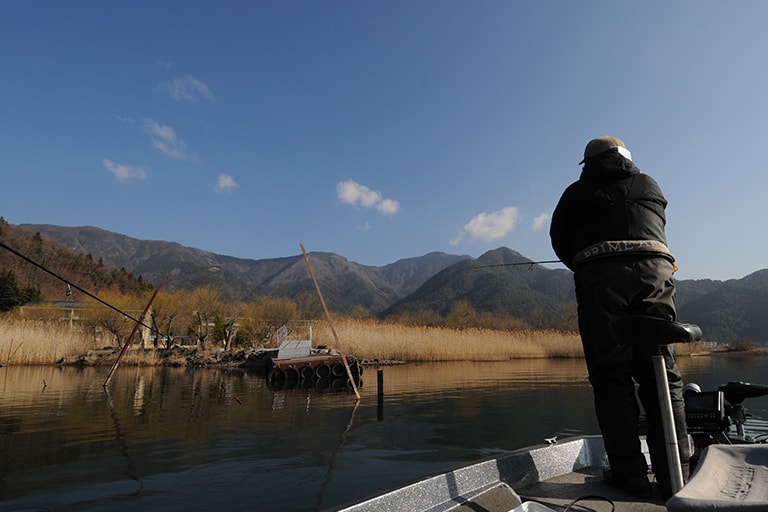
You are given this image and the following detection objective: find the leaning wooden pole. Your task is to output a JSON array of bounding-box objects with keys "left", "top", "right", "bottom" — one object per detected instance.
[
  {"left": 103, "top": 275, "right": 167, "bottom": 388},
  {"left": 300, "top": 244, "right": 360, "bottom": 400}
]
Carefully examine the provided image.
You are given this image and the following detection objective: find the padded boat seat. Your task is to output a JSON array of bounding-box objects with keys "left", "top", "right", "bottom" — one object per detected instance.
[
  {"left": 666, "top": 444, "right": 768, "bottom": 511},
  {"left": 610, "top": 315, "right": 703, "bottom": 345}
]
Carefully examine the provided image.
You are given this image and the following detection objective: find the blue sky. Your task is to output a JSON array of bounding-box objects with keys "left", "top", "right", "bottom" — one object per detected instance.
[{"left": 1, "top": 1, "right": 766, "bottom": 282}]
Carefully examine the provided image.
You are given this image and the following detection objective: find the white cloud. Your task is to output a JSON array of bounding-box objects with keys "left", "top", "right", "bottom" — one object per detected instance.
[
  {"left": 453, "top": 207, "right": 520, "bottom": 244},
  {"left": 376, "top": 198, "right": 400, "bottom": 215},
  {"left": 103, "top": 159, "right": 146, "bottom": 182},
  {"left": 449, "top": 233, "right": 464, "bottom": 246},
  {"left": 336, "top": 180, "right": 400, "bottom": 216},
  {"left": 532, "top": 212, "right": 551, "bottom": 231},
  {"left": 337, "top": 180, "right": 380, "bottom": 207},
  {"left": 143, "top": 118, "right": 192, "bottom": 160},
  {"left": 215, "top": 173, "right": 238, "bottom": 193},
  {"left": 157, "top": 75, "right": 215, "bottom": 103}
]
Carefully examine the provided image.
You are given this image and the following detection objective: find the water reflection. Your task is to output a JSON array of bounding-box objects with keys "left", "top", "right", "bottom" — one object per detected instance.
[
  {"left": 0, "top": 357, "right": 767, "bottom": 511},
  {"left": 105, "top": 386, "right": 143, "bottom": 495}
]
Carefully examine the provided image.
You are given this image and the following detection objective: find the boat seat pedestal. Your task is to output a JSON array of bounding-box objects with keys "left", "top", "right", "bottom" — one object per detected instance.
[{"left": 609, "top": 316, "right": 703, "bottom": 498}]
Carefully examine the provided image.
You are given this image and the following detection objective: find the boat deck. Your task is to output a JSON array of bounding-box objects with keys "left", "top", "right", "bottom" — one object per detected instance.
[
  {"left": 517, "top": 466, "right": 666, "bottom": 512},
  {"left": 335, "top": 437, "right": 669, "bottom": 512},
  {"left": 440, "top": 466, "right": 666, "bottom": 512},
  {"left": 338, "top": 436, "right": 768, "bottom": 512}
]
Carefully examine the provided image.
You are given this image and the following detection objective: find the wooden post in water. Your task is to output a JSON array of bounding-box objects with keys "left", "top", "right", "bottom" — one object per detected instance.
[
  {"left": 377, "top": 369, "right": 384, "bottom": 421},
  {"left": 300, "top": 244, "right": 361, "bottom": 400},
  {"left": 103, "top": 276, "right": 167, "bottom": 388}
]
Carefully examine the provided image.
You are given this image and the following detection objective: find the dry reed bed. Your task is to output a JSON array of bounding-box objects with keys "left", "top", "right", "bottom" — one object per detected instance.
[
  {"left": 0, "top": 318, "right": 168, "bottom": 366},
  {"left": 313, "top": 319, "right": 584, "bottom": 361},
  {"left": 314, "top": 318, "right": 713, "bottom": 361},
  {"left": 0, "top": 317, "right": 719, "bottom": 366},
  {"left": 1, "top": 319, "right": 88, "bottom": 365}
]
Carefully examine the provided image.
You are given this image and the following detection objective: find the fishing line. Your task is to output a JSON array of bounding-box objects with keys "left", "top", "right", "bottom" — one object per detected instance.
[
  {"left": 472, "top": 260, "right": 562, "bottom": 270},
  {"left": 0, "top": 239, "right": 163, "bottom": 336}
]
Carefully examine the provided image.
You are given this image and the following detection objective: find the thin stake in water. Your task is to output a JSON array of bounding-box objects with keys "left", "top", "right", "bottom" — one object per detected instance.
[
  {"left": 300, "top": 243, "right": 360, "bottom": 400},
  {"left": 102, "top": 275, "right": 166, "bottom": 387}
]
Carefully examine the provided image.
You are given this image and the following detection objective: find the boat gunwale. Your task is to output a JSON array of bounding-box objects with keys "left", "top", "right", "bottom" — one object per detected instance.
[{"left": 332, "top": 435, "right": 608, "bottom": 512}]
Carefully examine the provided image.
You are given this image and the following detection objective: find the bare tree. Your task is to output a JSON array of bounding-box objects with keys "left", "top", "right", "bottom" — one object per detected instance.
[
  {"left": 446, "top": 300, "right": 476, "bottom": 330},
  {"left": 189, "top": 286, "right": 224, "bottom": 350},
  {"left": 237, "top": 296, "right": 298, "bottom": 348},
  {"left": 81, "top": 290, "right": 144, "bottom": 348},
  {"left": 215, "top": 301, "right": 244, "bottom": 351},
  {"left": 149, "top": 290, "right": 187, "bottom": 349}
]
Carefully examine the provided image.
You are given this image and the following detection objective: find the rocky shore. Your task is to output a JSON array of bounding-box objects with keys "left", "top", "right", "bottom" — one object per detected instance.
[
  {"left": 59, "top": 344, "right": 279, "bottom": 371},
  {"left": 57, "top": 344, "right": 405, "bottom": 370}
]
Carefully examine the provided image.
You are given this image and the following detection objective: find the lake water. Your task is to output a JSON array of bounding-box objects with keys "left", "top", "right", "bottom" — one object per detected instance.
[{"left": 2, "top": 356, "right": 768, "bottom": 511}]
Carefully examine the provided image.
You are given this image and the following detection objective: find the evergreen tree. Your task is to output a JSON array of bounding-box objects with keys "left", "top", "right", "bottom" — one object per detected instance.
[
  {"left": 0, "top": 269, "right": 23, "bottom": 312},
  {"left": 0, "top": 269, "right": 42, "bottom": 312}
]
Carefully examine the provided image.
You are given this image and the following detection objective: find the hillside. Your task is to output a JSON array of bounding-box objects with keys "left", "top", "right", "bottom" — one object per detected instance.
[
  {"left": 11, "top": 222, "right": 768, "bottom": 342},
  {"left": 676, "top": 270, "right": 768, "bottom": 341},
  {"left": 383, "top": 247, "right": 574, "bottom": 326},
  {"left": 0, "top": 219, "right": 150, "bottom": 302},
  {"left": 20, "top": 223, "right": 469, "bottom": 314}
]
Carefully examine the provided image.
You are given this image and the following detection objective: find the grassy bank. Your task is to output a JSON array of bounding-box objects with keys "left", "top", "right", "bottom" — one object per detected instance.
[
  {"left": 0, "top": 318, "right": 164, "bottom": 366},
  {"left": 1, "top": 319, "right": 87, "bottom": 365},
  {"left": 313, "top": 319, "right": 584, "bottom": 361},
  {"left": 0, "top": 316, "right": 718, "bottom": 366},
  {"left": 313, "top": 319, "right": 714, "bottom": 361}
]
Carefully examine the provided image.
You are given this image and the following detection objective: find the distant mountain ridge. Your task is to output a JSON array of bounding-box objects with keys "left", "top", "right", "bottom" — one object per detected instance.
[
  {"left": 0, "top": 221, "right": 150, "bottom": 302},
  {"left": 20, "top": 224, "right": 470, "bottom": 314},
  {"left": 383, "top": 247, "right": 574, "bottom": 322},
  {"left": 17, "top": 223, "right": 768, "bottom": 342}
]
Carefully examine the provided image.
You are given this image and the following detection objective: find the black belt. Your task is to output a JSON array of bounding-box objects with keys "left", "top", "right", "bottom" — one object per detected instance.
[{"left": 572, "top": 240, "right": 674, "bottom": 267}]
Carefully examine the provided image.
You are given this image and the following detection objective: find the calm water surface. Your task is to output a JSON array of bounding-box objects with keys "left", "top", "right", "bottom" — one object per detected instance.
[{"left": 1, "top": 356, "right": 768, "bottom": 511}]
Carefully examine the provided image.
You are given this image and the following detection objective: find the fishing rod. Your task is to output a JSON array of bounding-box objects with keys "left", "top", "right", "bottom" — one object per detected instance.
[
  {"left": 0, "top": 239, "right": 164, "bottom": 336},
  {"left": 472, "top": 259, "right": 562, "bottom": 270}
]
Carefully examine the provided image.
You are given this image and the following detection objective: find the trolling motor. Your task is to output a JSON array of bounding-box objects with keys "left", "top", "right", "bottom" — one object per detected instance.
[
  {"left": 682, "top": 383, "right": 728, "bottom": 435},
  {"left": 666, "top": 381, "right": 768, "bottom": 510},
  {"left": 685, "top": 381, "right": 768, "bottom": 441}
]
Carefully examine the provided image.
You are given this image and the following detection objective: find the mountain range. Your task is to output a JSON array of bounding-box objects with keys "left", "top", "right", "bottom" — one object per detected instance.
[{"left": 16, "top": 223, "right": 768, "bottom": 343}]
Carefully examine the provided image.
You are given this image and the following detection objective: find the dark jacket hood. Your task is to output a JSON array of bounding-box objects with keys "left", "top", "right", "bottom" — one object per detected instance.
[{"left": 580, "top": 152, "right": 639, "bottom": 181}]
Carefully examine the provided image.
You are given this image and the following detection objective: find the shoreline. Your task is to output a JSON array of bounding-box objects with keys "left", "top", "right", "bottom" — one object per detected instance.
[
  {"left": 2, "top": 317, "right": 764, "bottom": 368},
  {"left": 50, "top": 345, "right": 406, "bottom": 371},
  {"left": 1, "top": 344, "right": 764, "bottom": 370}
]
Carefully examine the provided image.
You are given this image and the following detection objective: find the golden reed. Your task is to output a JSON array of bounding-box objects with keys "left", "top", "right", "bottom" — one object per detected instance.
[
  {"left": 313, "top": 318, "right": 583, "bottom": 361},
  {"left": 0, "top": 316, "right": 716, "bottom": 366},
  {"left": 313, "top": 318, "right": 711, "bottom": 361},
  {"left": 1, "top": 318, "right": 87, "bottom": 365},
  {"left": 0, "top": 318, "right": 161, "bottom": 366}
]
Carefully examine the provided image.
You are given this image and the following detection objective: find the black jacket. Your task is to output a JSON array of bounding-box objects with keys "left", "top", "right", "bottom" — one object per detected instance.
[{"left": 549, "top": 151, "right": 669, "bottom": 271}]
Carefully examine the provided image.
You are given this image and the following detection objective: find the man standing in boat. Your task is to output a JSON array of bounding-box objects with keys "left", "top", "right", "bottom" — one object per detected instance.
[{"left": 549, "top": 136, "right": 688, "bottom": 500}]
